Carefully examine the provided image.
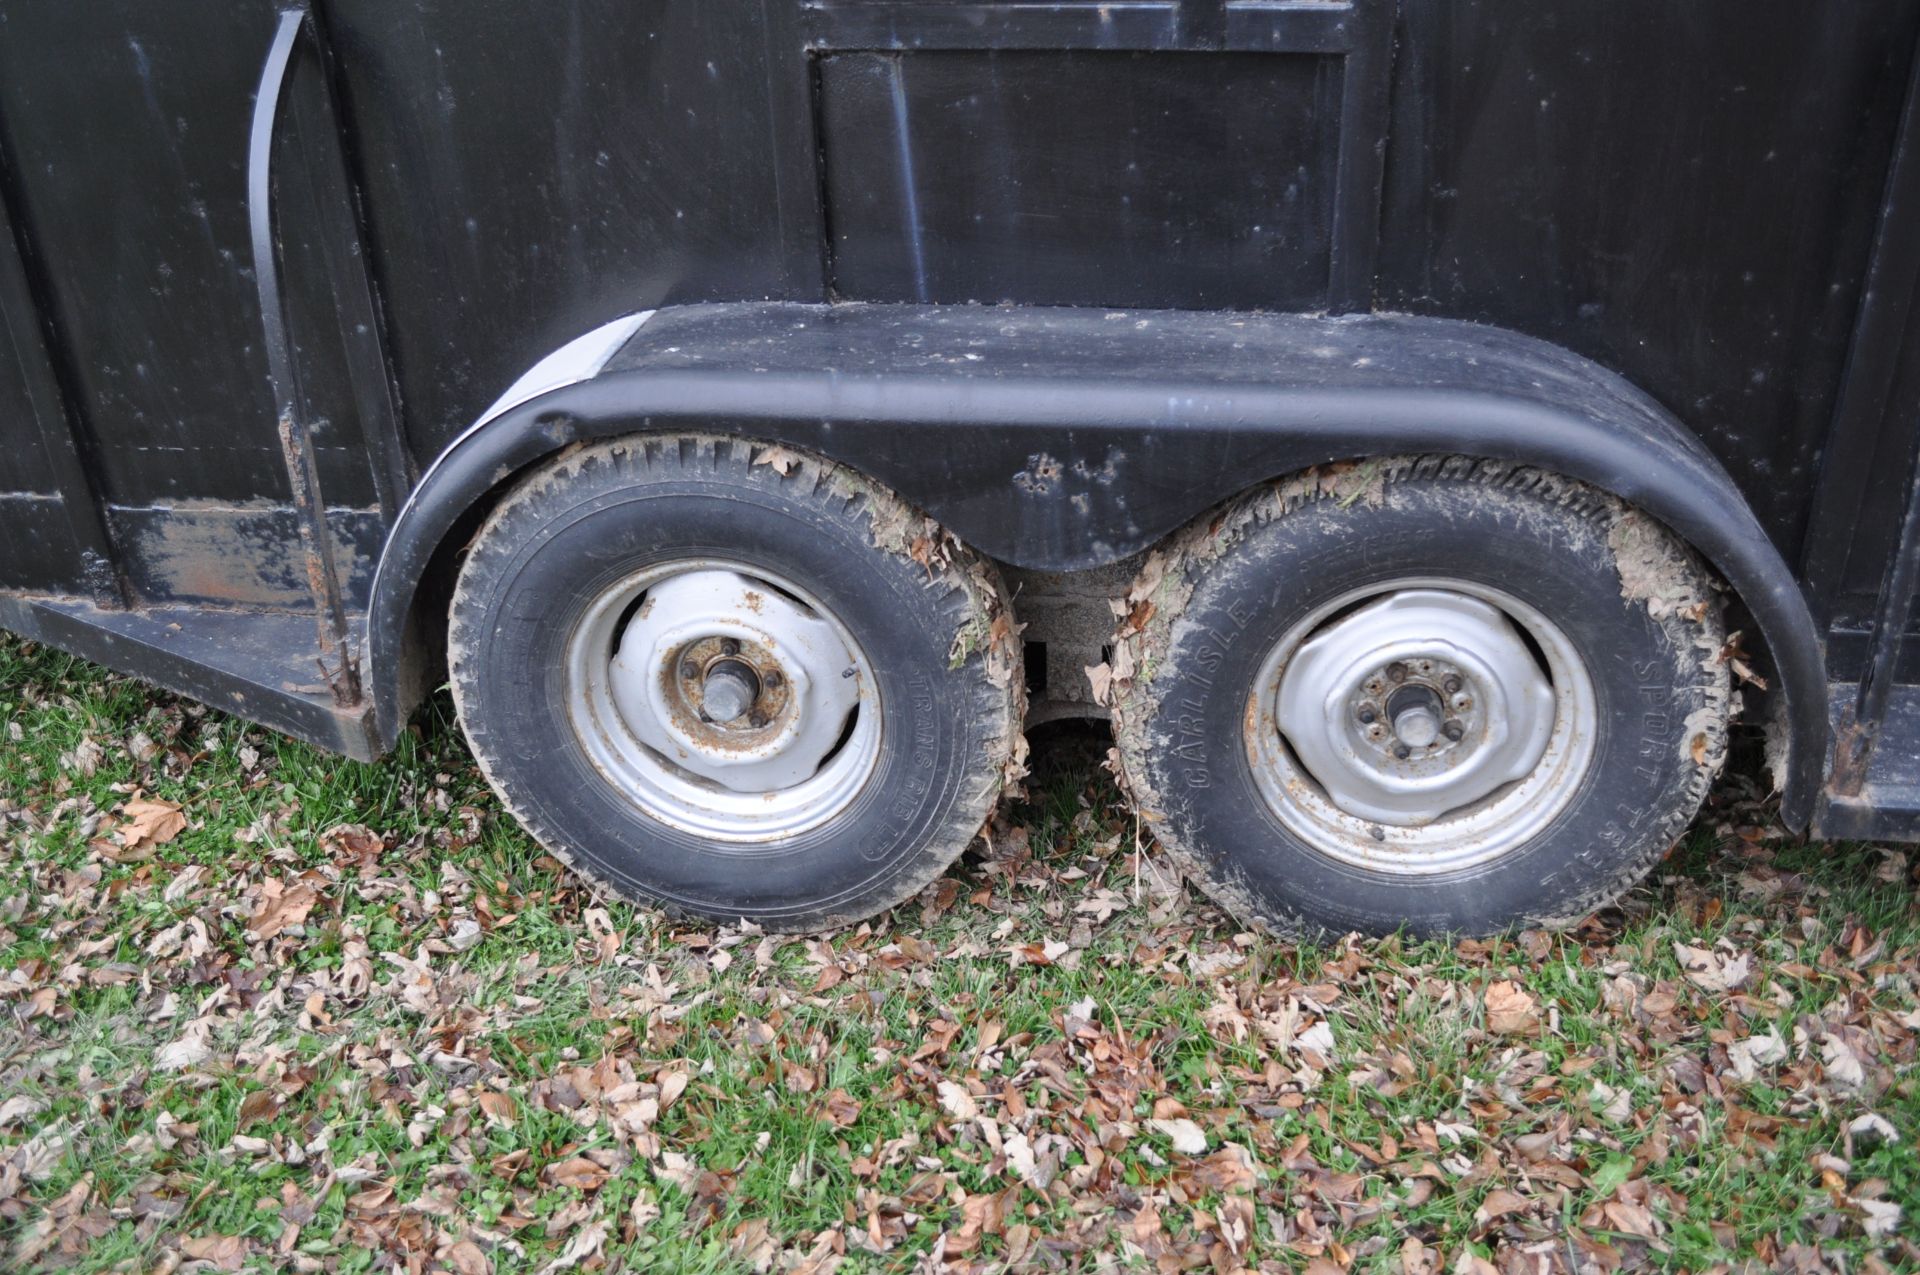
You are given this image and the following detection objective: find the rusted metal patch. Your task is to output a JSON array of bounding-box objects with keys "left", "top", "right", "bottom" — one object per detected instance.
[{"left": 111, "top": 503, "right": 380, "bottom": 611}]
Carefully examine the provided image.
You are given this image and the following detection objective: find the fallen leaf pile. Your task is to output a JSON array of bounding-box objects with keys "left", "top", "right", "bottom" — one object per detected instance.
[{"left": 0, "top": 633, "right": 1915, "bottom": 1273}]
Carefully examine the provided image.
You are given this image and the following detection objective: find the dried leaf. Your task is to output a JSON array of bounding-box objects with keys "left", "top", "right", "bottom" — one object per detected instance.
[
  {"left": 117, "top": 794, "right": 186, "bottom": 850},
  {"left": 542, "top": 1157, "right": 610, "bottom": 1192},
  {"left": 1727, "top": 1029, "right": 1787, "bottom": 1082},
  {"left": 537, "top": 1220, "right": 608, "bottom": 1274},
  {"left": 821, "top": 1088, "right": 862, "bottom": 1128},
  {"left": 1084, "top": 662, "right": 1114, "bottom": 706},
  {"left": 179, "top": 1235, "right": 249, "bottom": 1270},
  {"left": 1857, "top": 1198, "right": 1901, "bottom": 1239},
  {"left": 445, "top": 1240, "right": 491, "bottom": 1275},
  {"left": 1485, "top": 980, "right": 1539, "bottom": 1034},
  {"left": 937, "top": 1080, "right": 978, "bottom": 1121},
  {"left": 1475, "top": 1187, "right": 1529, "bottom": 1227},
  {"left": 754, "top": 446, "right": 801, "bottom": 476},
  {"left": 1149, "top": 1117, "right": 1208, "bottom": 1155},
  {"left": 478, "top": 1090, "right": 517, "bottom": 1126},
  {"left": 156, "top": 1025, "right": 213, "bottom": 1072},
  {"left": 246, "top": 879, "right": 319, "bottom": 941},
  {"left": 944, "top": 1191, "right": 1005, "bottom": 1256},
  {"left": 1673, "top": 941, "right": 1752, "bottom": 992}
]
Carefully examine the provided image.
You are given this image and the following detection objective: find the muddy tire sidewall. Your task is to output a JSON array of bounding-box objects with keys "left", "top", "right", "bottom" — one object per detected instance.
[
  {"left": 1117, "top": 463, "right": 1728, "bottom": 938},
  {"left": 449, "top": 437, "right": 1018, "bottom": 929}
]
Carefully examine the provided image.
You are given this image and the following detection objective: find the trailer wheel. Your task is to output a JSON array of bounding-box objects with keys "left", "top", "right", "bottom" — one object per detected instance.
[
  {"left": 448, "top": 436, "right": 1023, "bottom": 930},
  {"left": 1110, "top": 457, "right": 1730, "bottom": 939}
]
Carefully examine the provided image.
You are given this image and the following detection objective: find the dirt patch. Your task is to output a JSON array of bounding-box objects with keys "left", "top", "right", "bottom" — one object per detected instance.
[{"left": 1608, "top": 508, "right": 1711, "bottom": 620}]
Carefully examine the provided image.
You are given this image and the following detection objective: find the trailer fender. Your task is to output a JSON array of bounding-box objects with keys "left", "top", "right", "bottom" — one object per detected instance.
[{"left": 366, "top": 302, "right": 1824, "bottom": 828}]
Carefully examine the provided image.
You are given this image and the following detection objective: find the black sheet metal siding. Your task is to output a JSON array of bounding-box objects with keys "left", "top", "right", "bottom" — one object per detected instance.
[
  {"left": 327, "top": 1, "right": 801, "bottom": 463},
  {"left": 0, "top": 1, "right": 1918, "bottom": 803},
  {"left": 3, "top": 4, "right": 1911, "bottom": 582},
  {"left": 318, "top": 1, "right": 1920, "bottom": 592},
  {"left": 1380, "top": 1, "right": 1920, "bottom": 576}
]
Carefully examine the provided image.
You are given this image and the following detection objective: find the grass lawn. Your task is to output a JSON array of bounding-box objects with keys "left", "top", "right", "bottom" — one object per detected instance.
[{"left": 0, "top": 631, "right": 1915, "bottom": 1274}]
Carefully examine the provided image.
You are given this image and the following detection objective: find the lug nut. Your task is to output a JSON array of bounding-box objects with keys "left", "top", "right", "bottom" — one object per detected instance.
[
  {"left": 679, "top": 658, "right": 701, "bottom": 680},
  {"left": 1385, "top": 661, "right": 1408, "bottom": 684},
  {"left": 1442, "top": 719, "right": 1465, "bottom": 741},
  {"left": 719, "top": 638, "right": 741, "bottom": 657},
  {"left": 764, "top": 669, "right": 784, "bottom": 690},
  {"left": 1442, "top": 674, "right": 1463, "bottom": 695},
  {"left": 748, "top": 709, "right": 770, "bottom": 729},
  {"left": 1392, "top": 741, "right": 1412, "bottom": 760},
  {"left": 1356, "top": 704, "right": 1377, "bottom": 724}
]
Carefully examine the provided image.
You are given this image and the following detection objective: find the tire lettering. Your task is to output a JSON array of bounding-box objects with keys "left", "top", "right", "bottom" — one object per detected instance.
[{"left": 1171, "top": 692, "right": 1212, "bottom": 790}]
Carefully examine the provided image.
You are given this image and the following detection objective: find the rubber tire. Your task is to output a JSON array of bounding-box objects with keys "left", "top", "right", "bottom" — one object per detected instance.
[
  {"left": 1111, "top": 456, "right": 1731, "bottom": 939},
  {"left": 448, "top": 435, "right": 1023, "bottom": 930}
]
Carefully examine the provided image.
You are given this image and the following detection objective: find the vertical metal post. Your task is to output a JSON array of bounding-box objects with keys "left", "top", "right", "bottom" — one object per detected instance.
[
  {"left": 1831, "top": 452, "right": 1920, "bottom": 795},
  {"left": 1325, "top": 0, "right": 1398, "bottom": 315},
  {"left": 302, "top": 0, "right": 418, "bottom": 525},
  {"left": 1799, "top": 38, "right": 1920, "bottom": 628},
  {"left": 1176, "top": 0, "right": 1228, "bottom": 50},
  {"left": 1820, "top": 38, "right": 1920, "bottom": 797},
  {"left": 249, "top": 5, "right": 361, "bottom": 705}
]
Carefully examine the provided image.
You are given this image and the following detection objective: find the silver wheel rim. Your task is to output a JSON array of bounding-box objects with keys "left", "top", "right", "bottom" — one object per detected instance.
[
  {"left": 565, "top": 560, "right": 881, "bottom": 843},
  {"left": 1246, "top": 579, "right": 1598, "bottom": 875}
]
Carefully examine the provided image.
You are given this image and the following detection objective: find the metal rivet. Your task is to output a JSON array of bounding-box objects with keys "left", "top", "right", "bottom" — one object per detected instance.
[
  {"left": 1392, "top": 741, "right": 1412, "bottom": 760},
  {"left": 1442, "top": 674, "right": 1464, "bottom": 695},
  {"left": 719, "top": 638, "right": 741, "bottom": 657},
  {"left": 1369, "top": 824, "right": 1386, "bottom": 842},
  {"left": 764, "top": 670, "right": 784, "bottom": 690},
  {"left": 1443, "top": 720, "right": 1465, "bottom": 741},
  {"left": 1356, "top": 704, "right": 1377, "bottom": 724},
  {"left": 679, "top": 659, "right": 701, "bottom": 680},
  {"left": 748, "top": 710, "right": 770, "bottom": 728},
  {"left": 1385, "top": 661, "right": 1408, "bottom": 684}
]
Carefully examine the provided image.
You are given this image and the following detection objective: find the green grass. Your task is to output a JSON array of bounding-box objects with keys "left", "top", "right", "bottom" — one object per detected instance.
[{"left": 0, "top": 631, "right": 1915, "bottom": 1273}]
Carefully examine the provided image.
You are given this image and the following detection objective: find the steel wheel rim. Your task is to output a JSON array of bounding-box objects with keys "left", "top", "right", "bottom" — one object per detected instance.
[
  {"left": 1245, "top": 577, "right": 1598, "bottom": 875},
  {"left": 565, "top": 559, "right": 882, "bottom": 843}
]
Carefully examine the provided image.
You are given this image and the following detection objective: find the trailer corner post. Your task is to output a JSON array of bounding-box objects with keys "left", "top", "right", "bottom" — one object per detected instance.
[{"left": 248, "top": 3, "right": 361, "bottom": 707}]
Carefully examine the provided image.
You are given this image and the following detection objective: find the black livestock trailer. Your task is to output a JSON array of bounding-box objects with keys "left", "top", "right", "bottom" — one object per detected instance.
[{"left": 2, "top": 1, "right": 1918, "bottom": 936}]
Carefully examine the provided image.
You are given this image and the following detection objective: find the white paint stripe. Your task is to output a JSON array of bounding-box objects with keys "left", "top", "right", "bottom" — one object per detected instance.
[
  {"left": 477, "top": 310, "right": 655, "bottom": 425},
  {"left": 368, "top": 309, "right": 656, "bottom": 641}
]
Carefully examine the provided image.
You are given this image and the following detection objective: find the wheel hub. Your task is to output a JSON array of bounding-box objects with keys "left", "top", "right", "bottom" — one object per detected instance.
[
  {"left": 697, "top": 655, "right": 762, "bottom": 724},
  {"left": 608, "top": 570, "right": 864, "bottom": 794},
  {"left": 1383, "top": 682, "right": 1445, "bottom": 749},
  {"left": 1245, "top": 578, "right": 1596, "bottom": 876},
  {"left": 1276, "top": 590, "right": 1556, "bottom": 825},
  {"left": 666, "top": 635, "right": 792, "bottom": 733},
  {"left": 565, "top": 560, "right": 881, "bottom": 842}
]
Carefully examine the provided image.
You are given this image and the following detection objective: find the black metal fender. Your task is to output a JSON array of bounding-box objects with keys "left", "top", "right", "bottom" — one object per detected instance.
[{"left": 367, "top": 302, "right": 1825, "bottom": 827}]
